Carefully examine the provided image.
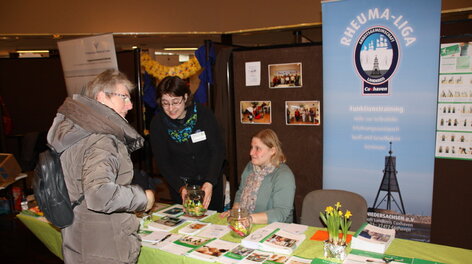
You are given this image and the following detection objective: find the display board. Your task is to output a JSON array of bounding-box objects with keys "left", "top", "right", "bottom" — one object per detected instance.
[
  {"left": 435, "top": 42, "right": 472, "bottom": 160},
  {"left": 431, "top": 41, "right": 472, "bottom": 249},
  {"left": 57, "top": 34, "right": 118, "bottom": 96},
  {"left": 232, "top": 44, "right": 323, "bottom": 222},
  {"left": 322, "top": 0, "right": 441, "bottom": 242}
]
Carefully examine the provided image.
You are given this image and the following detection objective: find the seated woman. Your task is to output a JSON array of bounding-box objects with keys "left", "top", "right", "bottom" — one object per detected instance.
[{"left": 222, "top": 129, "right": 295, "bottom": 224}]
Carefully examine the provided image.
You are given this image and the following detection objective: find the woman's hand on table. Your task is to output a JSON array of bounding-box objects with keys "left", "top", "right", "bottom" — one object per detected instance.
[
  {"left": 201, "top": 182, "right": 213, "bottom": 209},
  {"left": 219, "top": 210, "right": 230, "bottom": 219},
  {"left": 219, "top": 203, "right": 240, "bottom": 219},
  {"left": 179, "top": 186, "right": 187, "bottom": 203},
  {"left": 144, "top": 190, "right": 155, "bottom": 212}
]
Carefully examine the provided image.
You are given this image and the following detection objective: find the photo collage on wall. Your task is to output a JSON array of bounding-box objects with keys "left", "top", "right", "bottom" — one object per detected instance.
[
  {"left": 436, "top": 42, "right": 472, "bottom": 160},
  {"left": 242, "top": 62, "right": 320, "bottom": 126},
  {"left": 240, "top": 101, "right": 272, "bottom": 125},
  {"left": 285, "top": 101, "right": 320, "bottom": 126},
  {"left": 268, "top": 63, "right": 302, "bottom": 88}
]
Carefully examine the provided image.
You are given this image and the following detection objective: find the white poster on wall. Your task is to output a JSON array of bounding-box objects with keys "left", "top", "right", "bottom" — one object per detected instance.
[
  {"left": 57, "top": 33, "right": 118, "bottom": 96},
  {"left": 245, "top": 61, "right": 261, "bottom": 86}
]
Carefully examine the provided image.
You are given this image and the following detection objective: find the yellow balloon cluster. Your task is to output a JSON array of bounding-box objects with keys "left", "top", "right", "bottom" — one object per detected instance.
[{"left": 140, "top": 53, "right": 202, "bottom": 80}]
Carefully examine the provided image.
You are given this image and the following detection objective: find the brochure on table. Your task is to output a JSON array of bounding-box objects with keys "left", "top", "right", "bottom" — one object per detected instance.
[
  {"left": 187, "top": 239, "right": 239, "bottom": 262},
  {"left": 148, "top": 216, "right": 187, "bottom": 232},
  {"left": 343, "top": 249, "right": 444, "bottom": 264},
  {"left": 178, "top": 222, "right": 211, "bottom": 235},
  {"left": 153, "top": 203, "right": 217, "bottom": 221},
  {"left": 220, "top": 245, "right": 257, "bottom": 264},
  {"left": 197, "top": 224, "right": 231, "bottom": 239},
  {"left": 160, "top": 235, "right": 212, "bottom": 256},
  {"left": 351, "top": 223, "right": 395, "bottom": 254},
  {"left": 259, "top": 229, "right": 306, "bottom": 255},
  {"left": 154, "top": 204, "right": 185, "bottom": 218},
  {"left": 139, "top": 230, "right": 182, "bottom": 249},
  {"left": 240, "top": 228, "right": 306, "bottom": 255}
]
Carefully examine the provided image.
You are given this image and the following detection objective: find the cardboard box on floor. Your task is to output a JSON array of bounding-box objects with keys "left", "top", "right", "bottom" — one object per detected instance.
[{"left": 0, "top": 153, "right": 21, "bottom": 186}]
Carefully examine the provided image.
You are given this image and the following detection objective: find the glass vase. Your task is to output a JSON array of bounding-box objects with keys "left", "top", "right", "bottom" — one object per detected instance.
[
  {"left": 323, "top": 240, "right": 347, "bottom": 261},
  {"left": 183, "top": 185, "right": 206, "bottom": 217},
  {"left": 227, "top": 208, "right": 252, "bottom": 238}
]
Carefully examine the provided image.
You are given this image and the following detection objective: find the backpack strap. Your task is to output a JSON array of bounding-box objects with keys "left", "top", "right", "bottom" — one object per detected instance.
[
  {"left": 48, "top": 144, "right": 86, "bottom": 209},
  {"left": 71, "top": 195, "right": 85, "bottom": 209}
]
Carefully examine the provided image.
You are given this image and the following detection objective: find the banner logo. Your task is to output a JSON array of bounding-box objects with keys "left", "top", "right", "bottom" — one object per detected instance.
[{"left": 354, "top": 26, "right": 399, "bottom": 95}]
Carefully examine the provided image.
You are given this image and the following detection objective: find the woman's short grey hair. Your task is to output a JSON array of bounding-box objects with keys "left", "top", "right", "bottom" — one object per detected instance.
[{"left": 83, "top": 69, "right": 135, "bottom": 99}]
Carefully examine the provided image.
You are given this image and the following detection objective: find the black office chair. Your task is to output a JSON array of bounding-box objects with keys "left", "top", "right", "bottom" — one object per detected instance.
[{"left": 300, "top": 189, "right": 368, "bottom": 230}]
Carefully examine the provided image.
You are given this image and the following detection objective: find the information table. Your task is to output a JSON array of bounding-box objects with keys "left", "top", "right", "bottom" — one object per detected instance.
[{"left": 17, "top": 213, "right": 471, "bottom": 264}]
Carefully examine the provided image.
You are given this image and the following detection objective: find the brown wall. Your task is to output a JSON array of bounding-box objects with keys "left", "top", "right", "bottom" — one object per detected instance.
[
  {"left": 232, "top": 44, "right": 323, "bottom": 223},
  {"left": 0, "top": 0, "right": 320, "bottom": 34},
  {"left": 430, "top": 19, "right": 472, "bottom": 250},
  {"left": 0, "top": 0, "right": 469, "bottom": 34}
]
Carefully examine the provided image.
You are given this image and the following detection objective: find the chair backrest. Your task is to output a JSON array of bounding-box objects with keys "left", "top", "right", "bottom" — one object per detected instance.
[{"left": 300, "top": 189, "right": 368, "bottom": 230}]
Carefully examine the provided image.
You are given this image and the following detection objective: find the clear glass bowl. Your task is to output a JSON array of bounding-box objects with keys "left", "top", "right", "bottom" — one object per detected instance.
[
  {"left": 227, "top": 208, "right": 252, "bottom": 238},
  {"left": 183, "top": 185, "right": 206, "bottom": 217}
]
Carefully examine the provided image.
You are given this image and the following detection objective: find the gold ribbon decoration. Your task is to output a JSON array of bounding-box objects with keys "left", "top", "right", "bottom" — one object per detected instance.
[{"left": 141, "top": 53, "right": 201, "bottom": 80}]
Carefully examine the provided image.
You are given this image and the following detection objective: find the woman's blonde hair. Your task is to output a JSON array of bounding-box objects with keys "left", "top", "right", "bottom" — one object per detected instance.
[{"left": 253, "top": 129, "right": 286, "bottom": 166}]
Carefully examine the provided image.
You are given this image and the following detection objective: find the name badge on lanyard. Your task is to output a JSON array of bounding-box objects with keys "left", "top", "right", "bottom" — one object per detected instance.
[{"left": 191, "top": 130, "right": 207, "bottom": 143}]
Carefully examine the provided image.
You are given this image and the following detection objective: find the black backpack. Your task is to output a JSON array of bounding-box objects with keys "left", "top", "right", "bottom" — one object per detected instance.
[{"left": 33, "top": 146, "right": 83, "bottom": 228}]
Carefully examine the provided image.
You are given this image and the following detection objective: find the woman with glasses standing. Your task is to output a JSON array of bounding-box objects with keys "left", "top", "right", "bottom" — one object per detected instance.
[
  {"left": 47, "top": 69, "right": 155, "bottom": 263},
  {"left": 150, "top": 76, "right": 226, "bottom": 211}
]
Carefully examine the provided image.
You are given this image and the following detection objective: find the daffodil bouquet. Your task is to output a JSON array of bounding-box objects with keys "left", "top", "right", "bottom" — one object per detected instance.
[{"left": 319, "top": 202, "right": 352, "bottom": 245}]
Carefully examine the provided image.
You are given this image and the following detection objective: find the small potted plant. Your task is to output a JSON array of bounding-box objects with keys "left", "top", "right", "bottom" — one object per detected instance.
[{"left": 319, "top": 202, "right": 352, "bottom": 260}]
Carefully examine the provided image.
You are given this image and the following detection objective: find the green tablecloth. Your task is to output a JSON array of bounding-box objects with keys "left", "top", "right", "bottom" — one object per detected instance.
[{"left": 17, "top": 213, "right": 472, "bottom": 264}]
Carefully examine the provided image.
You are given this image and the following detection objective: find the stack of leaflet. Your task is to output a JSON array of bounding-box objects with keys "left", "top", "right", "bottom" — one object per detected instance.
[
  {"left": 178, "top": 222, "right": 211, "bottom": 235},
  {"left": 160, "top": 235, "right": 212, "bottom": 256},
  {"left": 241, "top": 227, "right": 278, "bottom": 249},
  {"left": 195, "top": 224, "right": 231, "bottom": 239},
  {"left": 219, "top": 245, "right": 256, "bottom": 264},
  {"left": 148, "top": 216, "right": 187, "bottom": 232},
  {"left": 221, "top": 246, "right": 313, "bottom": 264},
  {"left": 187, "top": 239, "right": 239, "bottom": 262},
  {"left": 343, "top": 249, "right": 441, "bottom": 264},
  {"left": 154, "top": 204, "right": 185, "bottom": 218},
  {"left": 351, "top": 223, "right": 396, "bottom": 254},
  {"left": 240, "top": 222, "right": 307, "bottom": 255},
  {"left": 258, "top": 229, "right": 306, "bottom": 255},
  {"left": 138, "top": 229, "right": 182, "bottom": 249}
]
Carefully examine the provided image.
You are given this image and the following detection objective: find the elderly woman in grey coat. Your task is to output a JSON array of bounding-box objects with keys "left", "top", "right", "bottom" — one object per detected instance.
[{"left": 47, "top": 69, "right": 155, "bottom": 263}]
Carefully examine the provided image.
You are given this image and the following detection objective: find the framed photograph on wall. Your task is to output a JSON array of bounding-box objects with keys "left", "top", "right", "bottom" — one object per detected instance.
[
  {"left": 240, "top": 101, "right": 272, "bottom": 124},
  {"left": 285, "top": 100, "right": 320, "bottom": 126},
  {"left": 268, "top": 63, "right": 302, "bottom": 88}
]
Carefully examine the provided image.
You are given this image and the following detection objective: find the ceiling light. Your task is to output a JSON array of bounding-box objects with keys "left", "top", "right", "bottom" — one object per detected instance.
[
  {"left": 16, "top": 50, "right": 49, "bottom": 53},
  {"left": 164, "top": 47, "right": 197, "bottom": 51},
  {"left": 155, "top": 51, "right": 175, "bottom": 56}
]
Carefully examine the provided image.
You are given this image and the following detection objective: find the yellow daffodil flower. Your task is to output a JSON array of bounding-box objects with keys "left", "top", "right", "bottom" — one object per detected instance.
[
  {"left": 325, "top": 206, "right": 334, "bottom": 213},
  {"left": 345, "top": 210, "right": 352, "bottom": 219},
  {"left": 335, "top": 202, "right": 342, "bottom": 209}
]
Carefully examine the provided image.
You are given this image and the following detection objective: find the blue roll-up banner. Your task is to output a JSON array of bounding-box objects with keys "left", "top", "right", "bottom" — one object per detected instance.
[{"left": 322, "top": 0, "right": 441, "bottom": 241}]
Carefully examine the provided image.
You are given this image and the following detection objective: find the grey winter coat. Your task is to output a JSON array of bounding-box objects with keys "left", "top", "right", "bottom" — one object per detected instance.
[{"left": 47, "top": 95, "right": 148, "bottom": 264}]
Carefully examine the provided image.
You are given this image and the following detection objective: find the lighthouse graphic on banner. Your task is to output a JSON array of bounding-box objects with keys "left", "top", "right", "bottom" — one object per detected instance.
[
  {"left": 361, "top": 34, "right": 392, "bottom": 76},
  {"left": 372, "top": 142, "right": 406, "bottom": 214}
]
